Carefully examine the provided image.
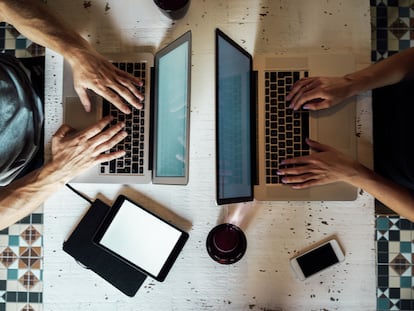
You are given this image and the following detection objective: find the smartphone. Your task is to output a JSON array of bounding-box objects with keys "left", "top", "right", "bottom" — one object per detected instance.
[
  {"left": 290, "top": 238, "right": 345, "bottom": 280},
  {"left": 93, "top": 195, "right": 189, "bottom": 282}
]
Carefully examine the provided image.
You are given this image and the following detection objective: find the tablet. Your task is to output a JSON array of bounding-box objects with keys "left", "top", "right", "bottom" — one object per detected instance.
[{"left": 94, "top": 195, "right": 189, "bottom": 282}]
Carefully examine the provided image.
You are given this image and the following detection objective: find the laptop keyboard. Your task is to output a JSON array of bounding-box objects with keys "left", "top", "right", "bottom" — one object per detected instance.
[
  {"left": 100, "top": 62, "right": 147, "bottom": 175},
  {"left": 264, "top": 70, "right": 310, "bottom": 184}
]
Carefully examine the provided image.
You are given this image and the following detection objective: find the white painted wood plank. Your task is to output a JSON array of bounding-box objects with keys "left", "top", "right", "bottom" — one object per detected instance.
[{"left": 44, "top": 1, "right": 374, "bottom": 310}]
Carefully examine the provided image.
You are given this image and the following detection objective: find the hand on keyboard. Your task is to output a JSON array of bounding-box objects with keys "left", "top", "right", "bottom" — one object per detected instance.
[
  {"left": 50, "top": 116, "right": 127, "bottom": 183},
  {"left": 67, "top": 48, "right": 144, "bottom": 114},
  {"left": 277, "top": 138, "right": 361, "bottom": 189},
  {"left": 286, "top": 76, "right": 353, "bottom": 111}
]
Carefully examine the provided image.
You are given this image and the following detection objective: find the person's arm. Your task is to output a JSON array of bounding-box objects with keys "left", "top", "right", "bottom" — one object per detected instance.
[
  {"left": 0, "top": 117, "right": 126, "bottom": 230},
  {"left": 287, "top": 48, "right": 414, "bottom": 110},
  {"left": 348, "top": 165, "right": 414, "bottom": 222},
  {"left": 278, "top": 139, "right": 414, "bottom": 222},
  {"left": 0, "top": 0, "right": 143, "bottom": 114}
]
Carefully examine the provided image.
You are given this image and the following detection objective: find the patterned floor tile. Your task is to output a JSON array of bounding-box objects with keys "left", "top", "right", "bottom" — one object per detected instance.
[
  {"left": 376, "top": 216, "right": 414, "bottom": 310},
  {"left": 372, "top": 1, "right": 414, "bottom": 310},
  {"left": 0, "top": 23, "right": 44, "bottom": 58},
  {"left": 0, "top": 21, "right": 45, "bottom": 311},
  {"left": 0, "top": 206, "right": 43, "bottom": 310}
]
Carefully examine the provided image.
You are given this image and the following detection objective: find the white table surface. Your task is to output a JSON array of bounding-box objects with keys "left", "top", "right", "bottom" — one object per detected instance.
[{"left": 43, "top": 1, "right": 375, "bottom": 310}]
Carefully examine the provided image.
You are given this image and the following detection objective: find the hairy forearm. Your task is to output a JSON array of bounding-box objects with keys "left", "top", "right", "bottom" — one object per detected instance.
[
  {"left": 0, "top": 0, "right": 91, "bottom": 63},
  {"left": 0, "top": 163, "right": 66, "bottom": 230},
  {"left": 349, "top": 165, "right": 414, "bottom": 222},
  {"left": 344, "top": 48, "right": 414, "bottom": 97}
]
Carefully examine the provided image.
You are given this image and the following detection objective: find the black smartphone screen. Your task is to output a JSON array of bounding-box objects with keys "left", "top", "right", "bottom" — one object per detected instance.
[{"left": 296, "top": 243, "right": 339, "bottom": 278}]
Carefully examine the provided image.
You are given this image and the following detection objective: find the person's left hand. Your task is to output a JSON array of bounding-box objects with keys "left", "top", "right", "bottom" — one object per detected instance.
[
  {"left": 49, "top": 116, "right": 127, "bottom": 183},
  {"left": 277, "top": 138, "right": 361, "bottom": 189},
  {"left": 68, "top": 48, "right": 144, "bottom": 114}
]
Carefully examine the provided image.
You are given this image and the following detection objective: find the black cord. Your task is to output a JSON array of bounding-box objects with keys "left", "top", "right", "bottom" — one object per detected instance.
[{"left": 65, "top": 183, "right": 93, "bottom": 204}]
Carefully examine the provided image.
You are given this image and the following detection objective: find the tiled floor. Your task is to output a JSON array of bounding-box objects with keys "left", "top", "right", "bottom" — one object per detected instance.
[
  {"left": 0, "top": 23, "right": 44, "bottom": 58},
  {"left": 0, "top": 215, "right": 43, "bottom": 311},
  {"left": 377, "top": 217, "right": 414, "bottom": 310},
  {"left": 0, "top": 22, "right": 44, "bottom": 311},
  {"left": 372, "top": 0, "right": 414, "bottom": 310}
]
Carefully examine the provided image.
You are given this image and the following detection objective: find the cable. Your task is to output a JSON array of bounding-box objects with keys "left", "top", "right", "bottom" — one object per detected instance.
[{"left": 65, "top": 183, "right": 93, "bottom": 204}]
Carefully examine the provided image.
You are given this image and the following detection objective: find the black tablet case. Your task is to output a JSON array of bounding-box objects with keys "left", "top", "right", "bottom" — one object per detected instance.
[{"left": 62, "top": 199, "right": 147, "bottom": 297}]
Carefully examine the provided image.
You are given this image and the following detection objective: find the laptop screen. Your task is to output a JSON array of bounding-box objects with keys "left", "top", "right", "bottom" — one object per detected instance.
[
  {"left": 216, "top": 29, "right": 254, "bottom": 204},
  {"left": 153, "top": 32, "right": 191, "bottom": 184}
]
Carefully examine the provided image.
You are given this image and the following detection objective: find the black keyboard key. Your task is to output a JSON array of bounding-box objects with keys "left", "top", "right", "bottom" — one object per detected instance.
[
  {"left": 301, "top": 111, "right": 310, "bottom": 149},
  {"left": 127, "top": 63, "right": 133, "bottom": 73},
  {"left": 102, "top": 100, "right": 110, "bottom": 117},
  {"left": 109, "top": 160, "right": 116, "bottom": 173},
  {"left": 293, "top": 72, "right": 300, "bottom": 81}
]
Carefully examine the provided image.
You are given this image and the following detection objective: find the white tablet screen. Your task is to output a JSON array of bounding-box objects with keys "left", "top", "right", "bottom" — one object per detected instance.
[{"left": 99, "top": 200, "right": 182, "bottom": 277}]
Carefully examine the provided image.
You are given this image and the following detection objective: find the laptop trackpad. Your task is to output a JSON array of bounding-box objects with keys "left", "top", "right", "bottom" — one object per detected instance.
[
  {"left": 64, "top": 96, "right": 100, "bottom": 131},
  {"left": 313, "top": 98, "right": 356, "bottom": 155}
]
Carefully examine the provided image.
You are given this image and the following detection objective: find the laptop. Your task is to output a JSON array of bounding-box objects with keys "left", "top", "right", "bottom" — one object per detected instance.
[
  {"left": 62, "top": 31, "right": 191, "bottom": 185},
  {"left": 215, "top": 28, "right": 357, "bottom": 203}
]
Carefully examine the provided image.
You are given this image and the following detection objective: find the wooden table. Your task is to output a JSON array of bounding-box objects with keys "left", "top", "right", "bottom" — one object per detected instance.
[{"left": 43, "top": 1, "right": 375, "bottom": 310}]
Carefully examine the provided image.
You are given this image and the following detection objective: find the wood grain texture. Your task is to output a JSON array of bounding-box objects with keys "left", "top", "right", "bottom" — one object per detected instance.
[{"left": 43, "top": 1, "right": 374, "bottom": 310}]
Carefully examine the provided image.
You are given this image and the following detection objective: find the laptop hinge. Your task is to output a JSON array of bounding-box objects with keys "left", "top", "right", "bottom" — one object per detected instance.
[
  {"left": 148, "top": 66, "right": 156, "bottom": 172},
  {"left": 251, "top": 70, "right": 259, "bottom": 186}
]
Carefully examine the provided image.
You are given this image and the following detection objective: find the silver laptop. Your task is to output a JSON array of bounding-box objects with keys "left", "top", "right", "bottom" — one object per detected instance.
[
  {"left": 215, "top": 29, "right": 357, "bottom": 203},
  {"left": 62, "top": 31, "right": 191, "bottom": 185}
]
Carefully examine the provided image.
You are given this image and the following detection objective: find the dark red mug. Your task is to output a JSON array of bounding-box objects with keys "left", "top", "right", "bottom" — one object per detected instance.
[
  {"left": 153, "top": 0, "right": 190, "bottom": 20},
  {"left": 206, "top": 223, "right": 247, "bottom": 265}
]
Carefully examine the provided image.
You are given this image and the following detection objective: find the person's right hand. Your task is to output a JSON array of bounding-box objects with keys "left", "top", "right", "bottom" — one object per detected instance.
[
  {"left": 276, "top": 138, "right": 362, "bottom": 189},
  {"left": 286, "top": 76, "right": 353, "bottom": 111},
  {"left": 48, "top": 116, "right": 126, "bottom": 183}
]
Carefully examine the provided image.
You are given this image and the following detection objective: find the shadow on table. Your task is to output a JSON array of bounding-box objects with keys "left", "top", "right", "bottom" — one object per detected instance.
[
  {"left": 98, "top": 185, "right": 194, "bottom": 233},
  {"left": 216, "top": 202, "right": 260, "bottom": 233}
]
